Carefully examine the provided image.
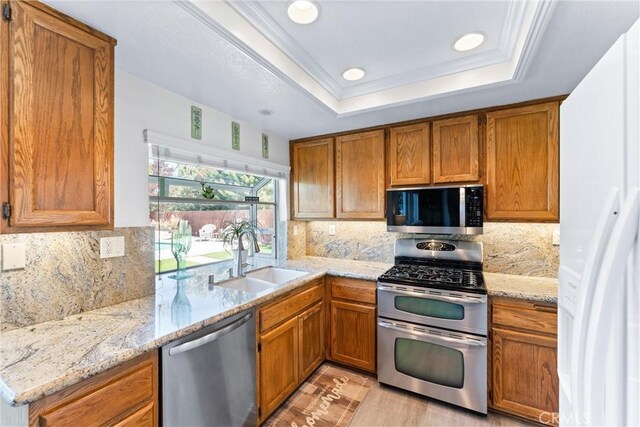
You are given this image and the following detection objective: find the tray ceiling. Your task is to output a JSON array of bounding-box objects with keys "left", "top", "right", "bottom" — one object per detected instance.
[{"left": 42, "top": 0, "right": 640, "bottom": 139}]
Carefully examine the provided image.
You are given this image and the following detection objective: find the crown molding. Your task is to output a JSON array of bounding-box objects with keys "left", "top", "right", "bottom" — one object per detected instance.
[{"left": 513, "top": 0, "right": 558, "bottom": 81}]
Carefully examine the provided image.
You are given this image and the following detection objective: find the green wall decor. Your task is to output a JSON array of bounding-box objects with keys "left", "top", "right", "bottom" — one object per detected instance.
[
  {"left": 232, "top": 122, "right": 240, "bottom": 150},
  {"left": 262, "top": 133, "right": 269, "bottom": 159},
  {"left": 191, "top": 106, "right": 202, "bottom": 140}
]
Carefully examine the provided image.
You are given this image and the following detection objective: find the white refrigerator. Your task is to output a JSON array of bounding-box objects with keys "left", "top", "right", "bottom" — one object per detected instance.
[{"left": 558, "top": 19, "right": 639, "bottom": 426}]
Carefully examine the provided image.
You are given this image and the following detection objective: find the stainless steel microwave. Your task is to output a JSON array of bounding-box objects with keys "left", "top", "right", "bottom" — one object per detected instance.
[{"left": 386, "top": 185, "right": 483, "bottom": 235}]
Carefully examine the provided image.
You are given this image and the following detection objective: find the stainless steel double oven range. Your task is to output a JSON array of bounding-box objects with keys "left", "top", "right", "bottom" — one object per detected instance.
[{"left": 377, "top": 238, "right": 488, "bottom": 414}]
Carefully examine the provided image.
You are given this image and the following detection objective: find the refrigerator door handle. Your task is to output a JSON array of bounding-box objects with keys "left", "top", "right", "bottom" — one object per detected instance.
[
  {"left": 583, "top": 188, "right": 640, "bottom": 425},
  {"left": 569, "top": 188, "right": 621, "bottom": 420}
]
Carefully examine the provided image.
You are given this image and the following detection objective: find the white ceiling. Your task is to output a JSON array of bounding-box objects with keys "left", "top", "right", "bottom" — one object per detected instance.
[{"left": 44, "top": 0, "right": 639, "bottom": 140}]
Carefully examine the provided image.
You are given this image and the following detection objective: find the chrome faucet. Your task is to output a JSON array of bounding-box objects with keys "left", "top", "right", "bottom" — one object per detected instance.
[{"left": 236, "top": 230, "right": 260, "bottom": 276}]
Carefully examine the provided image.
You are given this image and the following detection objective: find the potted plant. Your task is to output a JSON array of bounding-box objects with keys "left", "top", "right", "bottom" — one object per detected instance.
[{"left": 220, "top": 219, "right": 262, "bottom": 265}]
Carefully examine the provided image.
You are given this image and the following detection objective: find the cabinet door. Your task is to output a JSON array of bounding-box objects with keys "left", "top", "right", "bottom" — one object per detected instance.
[
  {"left": 335, "top": 130, "right": 386, "bottom": 219},
  {"left": 388, "top": 123, "right": 430, "bottom": 186},
  {"left": 291, "top": 138, "right": 335, "bottom": 219},
  {"left": 259, "top": 317, "right": 299, "bottom": 420},
  {"left": 492, "top": 327, "right": 559, "bottom": 424},
  {"left": 298, "top": 301, "right": 325, "bottom": 380},
  {"left": 485, "top": 102, "right": 559, "bottom": 221},
  {"left": 432, "top": 115, "right": 479, "bottom": 183},
  {"left": 2, "top": 1, "right": 115, "bottom": 232},
  {"left": 330, "top": 300, "right": 376, "bottom": 372}
]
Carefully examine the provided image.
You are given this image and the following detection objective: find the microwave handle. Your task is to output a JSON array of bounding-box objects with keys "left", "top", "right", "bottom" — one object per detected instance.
[
  {"left": 378, "top": 321, "right": 486, "bottom": 347},
  {"left": 459, "top": 187, "right": 466, "bottom": 227},
  {"left": 378, "top": 285, "right": 485, "bottom": 304}
]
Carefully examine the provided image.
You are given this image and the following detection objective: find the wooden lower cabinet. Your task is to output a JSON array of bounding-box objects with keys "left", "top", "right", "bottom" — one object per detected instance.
[
  {"left": 490, "top": 297, "right": 559, "bottom": 425},
  {"left": 258, "top": 280, "right": 325, "bottom": 422},
  {"left": 259, "top": 316, "right": 300, "bottom": 419},
  {"left": 328, "top": 277, "right": 376, "bottom": 373},
  {"left": 29, "top": 351, "right": 158, "bottom": 427}
]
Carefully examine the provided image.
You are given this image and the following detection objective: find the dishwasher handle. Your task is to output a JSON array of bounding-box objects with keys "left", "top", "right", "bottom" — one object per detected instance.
[{"left": 168, "top": 312, "right": 253, "bottom": 357}]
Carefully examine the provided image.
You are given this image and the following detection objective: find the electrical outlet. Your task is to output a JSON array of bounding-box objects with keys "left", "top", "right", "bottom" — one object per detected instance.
[
  {"left": 293, "top": 225, "right": 298, "bottom": 236},
  {"left": 328, "top": 224, "right": 336, "bottom": 236},
  {"left": 2, "top": 243, "right": 26, "bottom": 270},
  {"left": 100, "top": 236, "right": 125, "bottom": 258},
  {"left": 552, "top": 227, "right": 560, "bottom": 246}
]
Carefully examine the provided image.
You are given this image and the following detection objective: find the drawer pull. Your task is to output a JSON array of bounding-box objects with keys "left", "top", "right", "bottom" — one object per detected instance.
[{"left": 533, "top": 304, "right": 556, "bottom": 313}]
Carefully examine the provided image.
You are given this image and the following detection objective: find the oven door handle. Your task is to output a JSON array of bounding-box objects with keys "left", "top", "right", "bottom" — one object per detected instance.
[
  {"left": 378, "top": 286, "right": 485, "bottom": 304},
  {"left": 378, "top": 321, "right": 486, "bottom": 347}
]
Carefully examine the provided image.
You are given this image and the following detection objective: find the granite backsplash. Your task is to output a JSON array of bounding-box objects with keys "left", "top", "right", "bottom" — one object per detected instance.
[
  {"left": 0, "top": 227, "right": 155, "bottom": 331},
  {"left": 289, "top": 221, "right": 559, "bottom": 278}
]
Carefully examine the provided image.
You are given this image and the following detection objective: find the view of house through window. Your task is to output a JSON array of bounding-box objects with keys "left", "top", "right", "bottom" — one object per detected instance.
[{"left": 149, "top": 156, "right": 278, "bottom": 274}]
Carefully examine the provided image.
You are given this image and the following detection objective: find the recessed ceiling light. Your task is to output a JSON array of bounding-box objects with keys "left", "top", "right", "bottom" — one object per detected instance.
[
  {"left": 287, "top": 0, "right": 319, "bottom": 25},
  {"left": 454, "top": 33, "right": 485, "bottom": 52},
  {"left": 342, "top": 67, "right": 366, "bottom": 81},
  {"left": 258, "top": 109, "right": 274, "bottom": 116}
]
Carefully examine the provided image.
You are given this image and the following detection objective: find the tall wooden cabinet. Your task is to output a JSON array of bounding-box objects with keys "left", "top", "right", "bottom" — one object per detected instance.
[
  {"left": 291, "top": 138, "right": 335, "bottom": 219},
  {"left": 335, "top": 130, "right": 386, "bottom": 219},
  {"left": 485, "top": 102, "right": 559, "bottom": 222},
  {"left": 432, "top": 114, "right": 480, "bottom": 183},
  {"left": 1, "top": 0, "right": 116, "bottom": 233},
  {"left": 490, "top": 297, "right": 559, "bottom": 424},
  {"left": 388, "top": 123, "right": 431, "bottom": 186}
]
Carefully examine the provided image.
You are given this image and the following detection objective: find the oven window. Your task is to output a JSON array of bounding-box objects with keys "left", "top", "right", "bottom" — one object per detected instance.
[
  {"left": 395, "top": 338, "right": 464, "bottom": 388},
  {"left": 394, "top": 296, "right": 464, "bottom": 320}
]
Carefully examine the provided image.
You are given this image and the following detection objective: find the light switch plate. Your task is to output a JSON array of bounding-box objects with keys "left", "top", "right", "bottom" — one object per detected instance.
[
  {"left": 328, "top": 224, "right": 336, "bottom": 236},
  {"left": 293, "top": 225, "right": 298, "bottom": 236},
  {"left": 2, "top": 243, "right": 26, "bottom": 270},
  {"left": 100, "top": 236, "right": 125, "bottom": 258}
]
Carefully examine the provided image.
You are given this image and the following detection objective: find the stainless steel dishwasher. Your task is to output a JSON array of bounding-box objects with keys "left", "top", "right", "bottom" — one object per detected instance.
[{"left": 162, "top": 309, "right": 256, "bottom": 427}]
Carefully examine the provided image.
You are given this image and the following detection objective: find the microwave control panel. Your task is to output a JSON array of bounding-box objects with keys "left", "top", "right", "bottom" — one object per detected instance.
[{"left": 465, "top": 187, "right": 483, "bottom": 228}]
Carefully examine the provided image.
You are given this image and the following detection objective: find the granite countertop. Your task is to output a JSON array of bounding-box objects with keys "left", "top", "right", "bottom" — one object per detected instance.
[
  {"left": 484, "top": 272, "right": 558, "bottom": 304},
  {"left": 0, "top": 256, "right": 555, "bottom": 407},
  {"left": 0, "top": 257, "right": 390, "bottom": 407}
]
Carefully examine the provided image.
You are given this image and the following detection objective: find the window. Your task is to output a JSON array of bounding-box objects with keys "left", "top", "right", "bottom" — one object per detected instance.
[{"left": 149, "top": 157, "right": 279, "bottom": 274}]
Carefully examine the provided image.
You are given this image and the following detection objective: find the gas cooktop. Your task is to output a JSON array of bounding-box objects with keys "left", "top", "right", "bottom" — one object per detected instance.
[{"left": 378, "top": 264, "right": 486, "bottom": 294}]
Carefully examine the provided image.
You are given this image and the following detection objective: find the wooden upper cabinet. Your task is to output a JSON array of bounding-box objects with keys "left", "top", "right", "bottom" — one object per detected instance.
[
  {"left": 335, "top": 130, "right": 386, "bottom": 219},
  {"left": 485, "top": 102, "right": 559, "bottom": 222},
  {"left": 1, "top": 1, "right": 116, "bottom": 232},
  {"left": 432, "top": 114, "right": 480, "bottom": 183},
  {"left": 388, "top": 123, "right": 431, "bottom": 186},
  {"left": 291, "top": 138, "right": 335, "bottom": 219}
]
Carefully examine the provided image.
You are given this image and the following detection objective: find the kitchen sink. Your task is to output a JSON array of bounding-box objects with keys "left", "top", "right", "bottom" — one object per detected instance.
[
  {"left": 217, "top": 277, "right": 276, "bottom": 295},
  {"left": 246, "top": 267, "right": 309, "bottom": 285}
]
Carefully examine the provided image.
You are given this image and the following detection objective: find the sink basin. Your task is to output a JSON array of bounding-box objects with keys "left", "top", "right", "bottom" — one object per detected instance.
[
  {"left": 218, "top": 277, "right": 276, "bottom": 295},
  {"left": 247, "top": 267, "right": 309, "bottom": 285}
]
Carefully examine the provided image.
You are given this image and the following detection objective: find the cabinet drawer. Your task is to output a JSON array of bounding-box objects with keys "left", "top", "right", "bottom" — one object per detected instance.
[
  {"left": 330, "top": 277, "right": 376, "bottom": 305},
  {"left": 260, "top": 280, "right": 324, "bottom": 332},
  {"left": 492, "top": 298, "right": 557, "bottom": 335},
  {"left": 30, "top": 352, "right": 157, "bottom": 427}
]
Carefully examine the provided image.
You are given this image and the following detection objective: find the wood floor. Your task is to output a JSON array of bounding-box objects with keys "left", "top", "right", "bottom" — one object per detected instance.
[{"left": 349, "top": 373, "right": 534, "bottom": 427}]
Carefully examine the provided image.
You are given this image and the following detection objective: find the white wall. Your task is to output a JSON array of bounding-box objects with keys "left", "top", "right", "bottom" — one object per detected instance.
[{"left": 114, "top": 71, "right": 290, "bottom": 227}]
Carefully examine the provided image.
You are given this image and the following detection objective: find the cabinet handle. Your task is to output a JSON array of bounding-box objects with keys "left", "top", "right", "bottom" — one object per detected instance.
[{"left": 533, "top": 304, "right": 556, "bottom": 313}]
